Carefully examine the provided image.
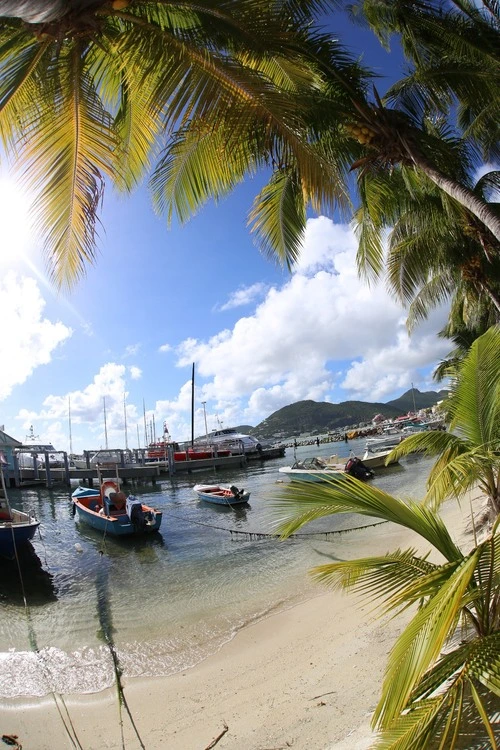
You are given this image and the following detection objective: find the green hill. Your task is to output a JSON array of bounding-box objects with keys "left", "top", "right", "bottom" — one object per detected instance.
[{"left": 234, "top": 388, "right": 448, "bottom": 440}]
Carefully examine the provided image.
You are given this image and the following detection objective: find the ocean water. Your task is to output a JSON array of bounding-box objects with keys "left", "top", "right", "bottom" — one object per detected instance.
[{"left": 0, "top": 438, "right": 434, "bottom": 698}]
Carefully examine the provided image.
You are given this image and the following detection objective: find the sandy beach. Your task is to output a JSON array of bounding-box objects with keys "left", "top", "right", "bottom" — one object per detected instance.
[{"left": 0, "top": 497, "right": 476, "bottom": 750}]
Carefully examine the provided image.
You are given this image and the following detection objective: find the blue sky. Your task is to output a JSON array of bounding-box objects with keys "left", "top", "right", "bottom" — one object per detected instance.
[{"left": 0, "top": 9, "right": 453, "bottom": 453}]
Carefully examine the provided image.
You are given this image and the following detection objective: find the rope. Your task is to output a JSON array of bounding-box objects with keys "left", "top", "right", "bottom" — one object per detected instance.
[{"left": 163, "top": 507, "right": 388, "bottom": 539}]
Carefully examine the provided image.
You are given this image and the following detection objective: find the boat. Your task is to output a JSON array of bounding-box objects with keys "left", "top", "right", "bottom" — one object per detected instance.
[
  {"left": 72, "top": 449, "right": 134, "bottom": 469},
  {"left": 193, "top": 484, "right": 250, "bottom": 505},
  {"left": 146, "top": 442, "right": 231, "bottom": 462},
  {"left": 15, "top": 426, "right": 64, "bottom": 469},
  {"left": 194, "top": 427, "right": 263, "bottom": 454},
  {"left": 0, "top": 500, "right": 40, "bottom": 559},
  {"left": 0, "top": 455, "right": 40, "bottom": 558},
  {"left": 72, "top": 480, "right": 162, "bottom": 536},
  {"left": 361, "top": 445, "right": 400, "bottom": 469},
  {"left": 278, "top": 455, "right": 374, "bottom": 483}
]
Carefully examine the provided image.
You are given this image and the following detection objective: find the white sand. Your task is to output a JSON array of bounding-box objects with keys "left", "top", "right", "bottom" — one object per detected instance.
[{"left": 0, "top": 497, "right": 477, "bottom": 750}]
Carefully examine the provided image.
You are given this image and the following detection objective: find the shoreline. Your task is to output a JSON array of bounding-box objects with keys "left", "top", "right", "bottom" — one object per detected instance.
[{"left": 0, "top": 496, "right": 476, "bottom": 749}]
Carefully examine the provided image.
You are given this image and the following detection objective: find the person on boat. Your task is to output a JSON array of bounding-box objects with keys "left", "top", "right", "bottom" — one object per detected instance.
[{"left": 104, "top": 491, "right": 127, "bottom": 514}]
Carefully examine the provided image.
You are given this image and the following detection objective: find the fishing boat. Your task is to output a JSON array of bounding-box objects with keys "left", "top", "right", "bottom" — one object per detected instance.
[
  {"left": 278, "top": 455, "right": 374, "bottom": 483},
  {"left": 72, "top": 480, "right": 162, "bottom": 536},
  {"left": 193, "top": 484, "right": 250, "bottom": 506},
  {"left": 0, "top": 455, "right": 40, "bottom": 558}
]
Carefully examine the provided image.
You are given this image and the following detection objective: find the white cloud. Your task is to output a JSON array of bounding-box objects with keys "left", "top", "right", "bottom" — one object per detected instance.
[
  {"left": 0, "top": 273, "right": 72, "bottom": 400},
  {"left": 18, "top": 363, "right": 140, "bottom": 452},
  {"left": 219, "top": 282, "right": 268, "bottom": 311},
  {"left": 171, "top": 217, "right": 450, "bottom": 433},
  {"left": 158, "top": 343, "right": 172, "bottom": 353},
  {"left": 129, "top": 366, "right": 142, "bottom": 380},
  {"left": 124, "top": 343, "right": 141, "bottom": 357}
]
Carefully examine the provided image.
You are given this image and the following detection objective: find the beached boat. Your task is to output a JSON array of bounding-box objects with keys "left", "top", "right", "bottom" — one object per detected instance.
[
  {"left": 279, "top": 455, "right": 374, "bottom": 483},
  {"left": 193, "top": 484, "right": 250, "bottom": 506},
  {"left": 72, "top": 480, "right": 162, "bottom": 536}
]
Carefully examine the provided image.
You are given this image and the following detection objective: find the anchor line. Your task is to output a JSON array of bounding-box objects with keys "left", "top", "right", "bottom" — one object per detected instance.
[{"left": 162, "top": 508, "right": 388, "bottom": 539}]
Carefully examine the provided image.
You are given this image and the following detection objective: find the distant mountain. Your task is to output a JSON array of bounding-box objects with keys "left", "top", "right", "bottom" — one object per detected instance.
[{"left": 234, "top": 389, "right": 448, "bottom": 440}]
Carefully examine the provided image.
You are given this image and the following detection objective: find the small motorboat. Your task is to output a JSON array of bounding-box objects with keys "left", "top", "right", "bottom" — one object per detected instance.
[
  {"left": 193, "top": 484, "right": 250, "bottom": 506},
  {"left": 279, "top": 455, "right": 374, "bottom": 483},
  {"left": 72, "top": 480, "right": 162, "bottom": 536}
]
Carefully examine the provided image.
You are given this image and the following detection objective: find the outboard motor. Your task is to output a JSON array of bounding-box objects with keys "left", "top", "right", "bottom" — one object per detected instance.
[
  {"left": 230, "top": 485, "right": 246, "bottom": 501},
  {"left": 126, "top": 495, "right": 153, "bottom": 531},
  {"left": 345, "top": 456, "right": 374, "bottom": 481}
]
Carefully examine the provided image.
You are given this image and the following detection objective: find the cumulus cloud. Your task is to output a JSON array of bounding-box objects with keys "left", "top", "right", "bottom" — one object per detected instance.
[
  {"left": 0, "top": 273, "right": 72, "bottom": 400},
  {"left": 171, "top": 217, "right": 450, "bottom": 432},
  {"left": 158, "top": 343, "right": 172, "bottom": 353},
  {"left": 18, "top": 363, "right": 140, "bottom": 451},
  {"left": 218, "top": 282, "right": 268, "bottom": 311},
  {"left": 129, "top": 366, "right": 142, "bottom": 380}
]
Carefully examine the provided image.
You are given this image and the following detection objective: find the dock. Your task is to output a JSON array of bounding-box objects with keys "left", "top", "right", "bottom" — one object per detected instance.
[{"left": 6, "top": 446, "right": 285, "bottom": 489}]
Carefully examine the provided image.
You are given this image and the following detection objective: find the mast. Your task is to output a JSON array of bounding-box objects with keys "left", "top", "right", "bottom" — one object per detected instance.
[
  {"left": 143, "top": 399, "right": 147, "bottom": 447},
  {"left": 191, "top": 362, "right": 195, "bottom": 448},
  {"left": 123, "top": 393, "right": 128, "bottom": 450},
  {"left": 68, "top": 396, "right": 73, "bottom": 455},
  {"left": 103, "top": 396, "right": 108, "bottom": 449},
  {"left": 411, "top": 382, "right": 417, "bottom": 414}
]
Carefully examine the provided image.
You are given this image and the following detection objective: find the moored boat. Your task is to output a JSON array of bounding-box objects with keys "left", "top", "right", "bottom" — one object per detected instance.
[
  {"left": 0, "top": 454, "right": 40, "bottom": 559},
  {"left": 279, "top": 455, "right": 374, "bottom": 483},
  {"left": 193, "top": 484, "right": 250, "bottom": 506},
  {"left": 72, "top": 480, "right": 162, "bottom": 536}
]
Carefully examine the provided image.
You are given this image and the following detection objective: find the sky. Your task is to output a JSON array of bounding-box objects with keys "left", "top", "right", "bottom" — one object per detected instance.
[{"left": 0, "top": 9, "right": 455, "bottom": 454}]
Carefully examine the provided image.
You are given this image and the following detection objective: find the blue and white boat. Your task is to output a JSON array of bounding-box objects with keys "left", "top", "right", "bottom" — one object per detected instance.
[
  {"left": 193, "top": 484, "right": 250, "bottom": 506},
  {"left": 72, "top": 480, "right": 162, "bottom": 536}
]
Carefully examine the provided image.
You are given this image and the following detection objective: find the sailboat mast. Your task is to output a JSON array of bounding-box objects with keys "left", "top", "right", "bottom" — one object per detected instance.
[
  {"left": 103, "top": 396, "right": 108, "bottom": 449},
  {"left": 143, "top": 399, "right": 147, "bottom": 447},
  {"left": 191, "top": 362, "right": 195, "bottom": 448},
  {"left": 68, "top": 396, "right": 73, "bottom": 455},
  {"left": 123, "top": 394, "right": 129, "bottom": 450}
]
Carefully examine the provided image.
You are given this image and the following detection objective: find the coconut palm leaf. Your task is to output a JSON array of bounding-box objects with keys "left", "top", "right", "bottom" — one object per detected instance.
[
  {"left": 372, "top": 548, "right": 480, "bottom": 728},
  {"left": 274, "top": 476, "right": 462, "bottom": 561}
]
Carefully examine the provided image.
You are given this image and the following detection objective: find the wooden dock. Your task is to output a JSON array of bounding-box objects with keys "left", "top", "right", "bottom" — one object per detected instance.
[{"left": 8, "top": 446, "right": 284, "bottom": 489}]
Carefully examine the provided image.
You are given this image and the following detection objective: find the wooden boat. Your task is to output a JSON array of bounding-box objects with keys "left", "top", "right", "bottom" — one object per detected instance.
[
  {"left": 72, "top": 480, "right": 162, "bottom": 536},
  {"left": 0, "top": 500, "right": 40, "bottom": 559},
  {"left": 0, "top": 453, "right": 40, "bottom": 558},
  {"left": 193, "top": 484, "right": 250, "bottom": 506}
]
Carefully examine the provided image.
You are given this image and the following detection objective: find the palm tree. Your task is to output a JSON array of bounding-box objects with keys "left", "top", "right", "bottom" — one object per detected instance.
[
  {"left": 353, "top": 166, "right": 500, "bottom": 330},
  {"left": 0, "top": 0, "right": 357, "bottom": 286},
  {"left": 389, "top": 325, "right": 500, "bottom": 518},
  {"left": 273, "top": 327, "right": 500, "bottom": 748}
]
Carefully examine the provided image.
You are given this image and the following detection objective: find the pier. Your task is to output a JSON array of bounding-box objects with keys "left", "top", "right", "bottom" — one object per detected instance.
[{"left": 6, "top": 445, "right": 285, "bottom": 489}]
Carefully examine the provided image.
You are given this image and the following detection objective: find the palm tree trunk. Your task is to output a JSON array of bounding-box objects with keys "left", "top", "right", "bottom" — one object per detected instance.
[{"left": 405, "top": 146, "right": 500, "bottom": 242}]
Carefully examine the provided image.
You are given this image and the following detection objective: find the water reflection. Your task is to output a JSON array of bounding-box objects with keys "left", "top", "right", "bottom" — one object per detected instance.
[{"left": 0, "top": 542, "right": 57, "bottom": 605}]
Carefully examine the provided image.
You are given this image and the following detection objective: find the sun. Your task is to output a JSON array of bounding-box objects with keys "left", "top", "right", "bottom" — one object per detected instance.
[{"left": 0, "top": 177, "right": 35, "bottom": 269}]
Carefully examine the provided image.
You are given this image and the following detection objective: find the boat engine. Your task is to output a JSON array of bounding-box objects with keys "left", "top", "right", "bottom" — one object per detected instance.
[{"left": 345, "top": 456, "right": 374, "bottom": 481}]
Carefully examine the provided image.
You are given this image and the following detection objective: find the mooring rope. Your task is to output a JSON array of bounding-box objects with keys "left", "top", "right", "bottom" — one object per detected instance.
[{"left": 163, "top": 507, "right": 388, "bottom": 539}]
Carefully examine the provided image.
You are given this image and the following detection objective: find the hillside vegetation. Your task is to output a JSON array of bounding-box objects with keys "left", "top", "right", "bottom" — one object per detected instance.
[{"left": 235, "top": 389, "right": 448, "bottom": 440}]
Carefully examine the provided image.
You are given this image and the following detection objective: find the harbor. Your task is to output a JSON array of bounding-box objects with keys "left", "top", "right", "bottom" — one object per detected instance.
[{"left": 4, "top": 445, "right": 286, "bottom": 488}]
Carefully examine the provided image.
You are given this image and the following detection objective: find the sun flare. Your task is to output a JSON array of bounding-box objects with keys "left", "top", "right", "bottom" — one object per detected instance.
[{"left": 0, "top": 178, "right": 35, "bottom": 268}]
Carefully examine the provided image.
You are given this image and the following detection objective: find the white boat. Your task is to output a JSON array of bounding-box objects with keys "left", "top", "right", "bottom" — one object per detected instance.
[
  {"left": 279, "top": 455, "right": 374, "bottom": 483},
  {"left": 193, "top": 484, "right": 250, "bottom": 505},
  {"left": 195, "top": 428, "right": 262, "bottom": 454},
  {"left": 361, "top": 446, "right": 399, "bottom": 469},
  {"left": 16, "top": 425, "right": 64, "bottom": 468},
  {"left": 72, "top": 449, "right": 134, "bottom": 469}
]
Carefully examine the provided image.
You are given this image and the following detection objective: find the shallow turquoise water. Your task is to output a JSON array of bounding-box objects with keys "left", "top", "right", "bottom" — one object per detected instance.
[{"left": 0, "top": 438, "right": 434, "bottom": 698}]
